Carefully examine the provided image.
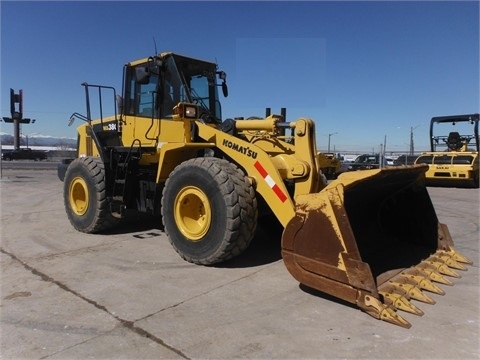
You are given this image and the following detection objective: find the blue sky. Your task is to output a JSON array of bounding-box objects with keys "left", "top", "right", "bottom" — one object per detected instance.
[{"left": 1, "top": 1, "right": 478, "bottom": 153}]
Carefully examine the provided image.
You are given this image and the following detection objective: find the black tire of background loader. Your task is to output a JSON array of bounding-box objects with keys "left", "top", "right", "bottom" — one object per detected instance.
[
  {"left": 161, "top": 157, "right": 258, "bottom": 265},
  {"left": 63, "top": 157, "right": 119, "bottom": 233}
]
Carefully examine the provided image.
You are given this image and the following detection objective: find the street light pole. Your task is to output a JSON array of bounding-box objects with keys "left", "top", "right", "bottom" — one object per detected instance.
[{"left": 328, "top": 132, "right": 338, "bottom": 153}]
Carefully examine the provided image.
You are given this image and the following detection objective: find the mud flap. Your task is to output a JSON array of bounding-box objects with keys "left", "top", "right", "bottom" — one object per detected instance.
[{"left": 281, "top": 165, "right": 472, "bottom": 328}]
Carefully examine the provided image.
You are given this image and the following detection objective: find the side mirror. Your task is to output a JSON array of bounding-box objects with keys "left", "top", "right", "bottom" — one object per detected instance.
[
  {"left": 222, "top": 82, "right": 228, "bottom": 97},
  {"left": 147, "top": 56, "right": 163, "bottom": 75},
  {"left": 217, "top": 71, "right": 228, "bottom": 97},
  {"left": 135, "top": 67, "right": 150, "bottom": 84}
]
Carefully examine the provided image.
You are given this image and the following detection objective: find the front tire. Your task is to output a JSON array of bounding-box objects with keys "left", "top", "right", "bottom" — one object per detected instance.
[
  {"left": 162, "top": 158, "right": 257, "bottom": 265},
  {"left": 63, "top": 157, "right": 119, "bottom": 233}
]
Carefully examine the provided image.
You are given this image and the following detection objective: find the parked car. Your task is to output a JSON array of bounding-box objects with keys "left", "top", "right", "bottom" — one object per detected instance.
[
  {"left": 1, "top": 148, "right": 47, "bottom": 161},
  {"left": 345, "top": 154, "right": 380, "bottom": 171},
  {"left": 341, "top": 154, "right": 397, "bottom": 172}
]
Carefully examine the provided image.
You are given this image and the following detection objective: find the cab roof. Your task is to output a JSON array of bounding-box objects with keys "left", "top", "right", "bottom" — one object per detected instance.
[
  {"left": 127, "top": 52, "right": 216, "bottom": 68},
  {"left": 431, "top": 114, "right": 479, "bottom": 124}
]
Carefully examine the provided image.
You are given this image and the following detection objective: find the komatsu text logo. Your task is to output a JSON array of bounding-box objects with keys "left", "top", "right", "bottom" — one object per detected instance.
[{"left": 222, "top": 139, "right": 258, "bottom": 159}]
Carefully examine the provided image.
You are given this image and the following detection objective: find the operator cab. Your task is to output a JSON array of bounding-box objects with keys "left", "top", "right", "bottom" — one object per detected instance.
[{"left": 123, "top": 52, "right": 228, "bottom": 123}]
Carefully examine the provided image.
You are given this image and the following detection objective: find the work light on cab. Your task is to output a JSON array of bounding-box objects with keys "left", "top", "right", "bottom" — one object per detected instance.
[{"left": 173, "top": 103, "right": 198, "bottom": 120}]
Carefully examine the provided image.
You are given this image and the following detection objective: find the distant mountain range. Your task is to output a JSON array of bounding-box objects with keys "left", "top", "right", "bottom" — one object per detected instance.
[{"left": 0, "top": 133, "right": 76, "bottom": 149}]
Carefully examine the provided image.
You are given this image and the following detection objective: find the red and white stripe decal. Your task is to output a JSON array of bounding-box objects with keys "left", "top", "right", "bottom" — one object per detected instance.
[{"left": 254, "top": 161, "right": 288, "bottom": 203}]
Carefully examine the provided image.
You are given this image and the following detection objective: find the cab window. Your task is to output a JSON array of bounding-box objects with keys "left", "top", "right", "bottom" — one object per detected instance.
[
  {"left": 433, "top": 155, "right": 452, "bottom": 164},
  {"left": 453, "top": 155, "right": 474, "bottom": 165},
  {"left": 416, "top": 155, "right": 433, "bottom": 164},
  {"left": 124, "top": 66, "right": 158, "bottom": 118}
]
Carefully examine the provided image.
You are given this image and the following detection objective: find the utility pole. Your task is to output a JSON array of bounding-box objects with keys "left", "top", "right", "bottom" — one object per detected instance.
[
  {"left": 328, "top": 132, "right": 338, "bottom": 153},
  {"left": 409, "top": 125, "right": 420, "bottom": 155},
  {"left": 409, "top": 126, "right": 414, "bottom": 155},
  {"left": 2, "top": 89, "right": 36, "bottom": 150},
  {"left": 380, "top": 134, "right": 387, "bottom": 168}
]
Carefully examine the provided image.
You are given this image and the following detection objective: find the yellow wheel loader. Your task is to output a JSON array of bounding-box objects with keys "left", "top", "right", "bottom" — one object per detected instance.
[
  {"left": 316, "top": 152, "right": 341, "bottom": 180},
  {"left": 58, "top": 52, "right": 472, "bottom": 328},
  {"left": 415, "top": 114, "right": 479, "bottom": 188}
]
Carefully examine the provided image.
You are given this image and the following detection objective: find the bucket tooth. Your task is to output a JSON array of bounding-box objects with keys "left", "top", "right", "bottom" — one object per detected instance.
[
  {"left": 378, "top": 283, "right": 408, "bottom": 297},
  {"left": 421, "top": 259, "right": 461, "bottom": 278},
  {"left": 378, "top": 283, "right": 424, "bottom": 315},
  {"left": 393, "top": 274, "right": 418, "bottom": 286},
  {"left": 415, "top": 264, "right": 454, "bottom": 285},
  {"left": 389, "top": 281, "right": 435, "bottom": 304},
  {"left": 400, "top": 272, "right": 445, "bottom": 295},
  {"left": 432, "top": 254, "right": 468, "bottom": 271},
  {"left": 380, "top": 291, "right": 424, "bottom": 316},
  {"left": 379, "top": 306, "right": 411, "bottom": 328},
  {"left": 359, "top": 294, "right": 411, "bottom": 328},
  {"left": 438, "top": 249, "right": 473, "bottom": 265}
]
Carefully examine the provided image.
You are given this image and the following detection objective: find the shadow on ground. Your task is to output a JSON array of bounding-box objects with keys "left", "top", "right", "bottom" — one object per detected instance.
[
  {"left": 219, "top": 217, "right": 284, "bottom": 268},
  {"left": 99, "top": 211, "right": 284, "bottom": 268}
]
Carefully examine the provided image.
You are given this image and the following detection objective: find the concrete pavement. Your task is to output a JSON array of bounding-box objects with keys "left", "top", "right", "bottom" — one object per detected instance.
[{"left": 1, "top": 169, "right": 478, "bottom": 359}]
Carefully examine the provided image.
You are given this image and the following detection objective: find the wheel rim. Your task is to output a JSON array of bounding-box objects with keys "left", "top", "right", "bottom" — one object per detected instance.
[
  {"left": 174, "top": 186, "right": 212, "bottom": 241},
  {"left": 69, "top": 176, "right": 89, "bottom": 216}
]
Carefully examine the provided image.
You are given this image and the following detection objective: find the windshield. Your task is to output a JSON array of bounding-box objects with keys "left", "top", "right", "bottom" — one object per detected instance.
[{"left": 165, "top": 54, "right": 222, "bottom": 123}]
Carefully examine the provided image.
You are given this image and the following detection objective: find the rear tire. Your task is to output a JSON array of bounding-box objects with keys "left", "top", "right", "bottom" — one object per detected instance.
[
  {"left": 63, "top": 157, "right": 119, "bottom": 233},
  {"left": 162, "top": 157, "right": 257, "bottom": 265}
]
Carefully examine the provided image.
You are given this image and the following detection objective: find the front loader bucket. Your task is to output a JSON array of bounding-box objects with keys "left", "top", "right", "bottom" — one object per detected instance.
[{"left": 282, "top": 165, "right": 472, "bottom": 328}]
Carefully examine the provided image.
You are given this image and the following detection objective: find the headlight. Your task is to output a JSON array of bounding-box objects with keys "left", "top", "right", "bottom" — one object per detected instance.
[
  {"left": 184, "top": 105, "right": 197, "bottom": 118},
  {"left": 173, "top": 103, "right": 198, "bottom": 119}
]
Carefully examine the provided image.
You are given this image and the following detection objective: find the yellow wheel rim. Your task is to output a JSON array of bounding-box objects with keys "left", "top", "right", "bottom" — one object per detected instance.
[
  {"left": 69, "top": 177, "right": 89, "bottom": 216},
  {"left": 174, "top": 186, "right": 212, "bottom": 241}
]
